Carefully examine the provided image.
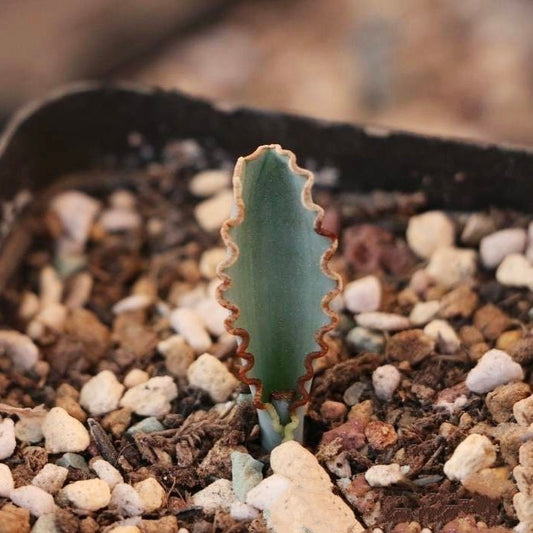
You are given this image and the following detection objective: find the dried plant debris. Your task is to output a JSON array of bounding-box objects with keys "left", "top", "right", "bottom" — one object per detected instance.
[{"left": 0, "top": 136, "right": 532, "bottom": 531}]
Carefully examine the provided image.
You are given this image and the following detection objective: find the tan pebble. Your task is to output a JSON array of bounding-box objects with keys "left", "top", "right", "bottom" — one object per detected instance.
[
  {"left": 423, "top": 319, "right": 460, "bottom": 353},
  {"left": 486, "top": 382, "right": 530, "bottom": 423},
  {"left": 439, "top": 422, "right": 457, "bottom": 439},
  {"left": 473, "top": 304, "right": 511, "bottom": 341},
  {"left": 409, "top": 300, "right": 440, "bottom": 326},
  {"left": 463, "top": 466, "right": 514, "bottom": 499},
  {"left": 141, "top": 516, "right": 179, "bottom": 533},
  {"left": 497, "top": 330, "right": 523, "bottom": 352},
  {"left": 391, "top": 522, "right": 422, "bottom": 533},
  {"left": 0, "top": 502, "right": 30, "bottom": 533},
  {"left": 320, "top": 401, "right": 347, "bottom": 422},
  {"left": 519, "top": 441, "right": 533, "bottom": 468},
  {"left": 19, "top": 291, "right": 40, "bottom": 321},
  {"left": 469, "top": 342, "right": 491, "bottom": 361},
  {"left": 123, "top": 369, "right": 149, "bottom": 388},
  {"left": 396, "top": 287, "right": 419, "bottom": 307},
  {"left": 55, "top": 395, "right": 87, "bottom": 423},
  {"left": 386, "top": 329, "right": 435, "bottom": 364},
  {"left": 133, "top": 477, "right": 166, "bottom": 512},
  {"left": 101, "top": 408, "right": 132, "bottom": 438},
  {"left": 426, "top": 247, "right": 477, "bottom": 288},
  {"left": 348, "top": 400, "right": 373, "bottom": 425},
  {"left": 443, "top": 434, "right": 497, "bottom": 482},
  {"left": 459, "top": 325, "right": 484, "bottom": 347},
  {"left": 199, "top": 247, "right": 226, "bottom": 279},
  {"left": 158, "top": 335, "right": 195, "bottom": 378},
  {"left": 406, "top": 211, "right": 454, "bottom": 259},
  {"left": 64, "top": 272, "right": 93, "bottom": 310},
  {"left": 364, "top": 420, "right": 397, "bottom": 450},
  {"left": 194, "top": 190, "right": 233, "bottom": 232},
  {"left": 513, "top": 465, "right": 533, "bottom": 495},
  {"left": 39, "top": 265, "right": 63, "bottom": 307},
  {"left": 508, "top": 337, "right": 533, "bottom": 365},
  {"left": 514, "top": 395, "right": 533, "bottom": 426},
  {"left": 438, "top": 285, "right": 479, "bottom": 319},
  {"left": 189, "top": 169, "right": 231, "bottom": 197},
  {"left": 355, "top": 312, "right": 411, "bottom": 331}
]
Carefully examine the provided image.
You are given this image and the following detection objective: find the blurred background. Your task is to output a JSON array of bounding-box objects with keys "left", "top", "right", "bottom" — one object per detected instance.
[{"left": 1, "top": 0, "right": 533, "bottom": 145}]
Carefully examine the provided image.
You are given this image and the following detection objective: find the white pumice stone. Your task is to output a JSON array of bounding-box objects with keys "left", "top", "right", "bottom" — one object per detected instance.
[
  {"left": 42, "top": 407, "right": 90, "bottom": 453},
  {"left": 51, "top": 191, "right": 100, "bottom": 250},
  {"left": 0, "top": 330, "right": 39, "bottom": 371},
  {"left": 0, "top": 463, "right": 14, "bottom": 497},
  {"left": 194, "top": 190, "right": 233, "bottom": 232},
  {"left": 112, "top": 294, "right": 153, "bottom": 314},
  {"left": 32, "top": 464, "right": 68, "bottom": 494},
  {"left": 409, "top": 300, "right": 441, "bottom": 326},
  {"left": 372, "top": 365, "right": 401, "bottom": 401},
  {"left": 466, "top": 349, "right": 524, "bottom": 394},
  {"left": 10, "top": 485, "right": 56, "bottom": 516},
  {"left": 406, "top": 211, "right": 455, "bottom": 258},
  {"left": 230, "top": 500, "right": 260, "bottom": 521},
  {"left": 39, "top": 265, "right": 63, "bottom": 307},
  {"left": 110, "top": 483, "right": 145, "bottom": 516},
  {"left": 527, "top": 221, "right": 533, "bottom": 264},
  {"left": 169, "top": 308, "right": 212, "bottom": 354},
  {"left": 187, "top": 353, "right": 238, "bottom": 403},
  {"left": 192, "top": 479, "right": 235, "bottom": 513},
  {"left": 0, "top": 418, "right": 16, "bottom": 460},
  {"left": 199, "top": 247, "right": 227, "bottom": 279},
  {"left": 496, "top": 254, "right": 533, "bottom": 289},
  {"left": 15, "top": 416, "right": 43, "bottom": 443},
  {"left": 460, "top": 213, "right": 496, "bottom": 245},
  {"left": 189, "top": 169, "right": 231, "bottom": 197},
  {"left": 423, "top": 319, "right": 461, "bottom": 353},
  {"left": 443, "top": 434, "right": 497, "bottom": 482},
  {"left": 62, "top": 479, "right": 111, "bottom": 511},
  {"left": 99, "top": 208, "right": 142, "bottom": 232},
  {"left": 80, "top": 370, "right": 125, "bottom": 416},
  {"left": 246, "top": 474, "right": 291, "bottom": 510},
  {"left": 365, "top": 464, "right": 405, "bottom": 487},
  {"left": 425, "top": 247, "right": 477, "bottom": 288},
  {"left": 480, "top": 228, "right": 527, "bottom": 269},
  {"left": 123, "top": 369, "right": 150, "bottom": 389},
  {"left": 91, "top": 459, "right": 124, "bottom": 489},
  {"left": 109, "top": 189, "right": 136, "bottom": 210},
  {"left": 119, "top": 376, "right": 178, "bottom": 416},
  {"left": 513, "top": 396, "right": 533, "bottom": 426},
  {"left": 344, "top": 275, "right": 381, "bottom": 313},
  {"left": 195, "top": 298, "right": 229, "bottom": 337},
  {"left": 355, "top": 312, "right": 411, "bottom": 331},
  {"left": 250, "top": 440, "right": 364, "bottom": 533},
  {"left": 514, "top": 492, "right": 533, "bottom": 525},
  {"left": 133, "top": 478, "right": 165, "bottom": 513}
]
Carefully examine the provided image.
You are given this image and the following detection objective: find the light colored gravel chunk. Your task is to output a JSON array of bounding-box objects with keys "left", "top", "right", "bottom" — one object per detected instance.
[
  {"left": 193, "top": 479, "right": 235, "bottom": 513},
  {"left": 194, "top": 190, "right": 233, "bottom": 232},
  {"left": 466, "top": 349, "right": 524, "bottom": 394},
  {"left": 365, "top": 464, "right": 405, "bottom": 487},
  {"left": 42, "top": 407, "right": 90, "bottom": 453},
  {"left": 406, "top": 211, "right": 455, "bottom": 258},
  {"left": 91, "top": 459, "right": 124, "bottom": 489},
  {"left": 187, "top": 353, "right": 238, "bottom": 402},
  {"left": 10, "top": 485, "right": 56, "bottom": 517},
  {"left": 169, "top": 308, "right": 212, "bottom": 354},
  {"left": 496, "top": 254, "right": 533, "bottom": 289},
  {"left": 99, "top": 208, "right": 142, "bottom": 232},
  {"left": 423, "top": 319, "right": 461, "bottom": 353},
  {"left": 0, "top": 419, "right": 16, "bottom": 460},
  {"left": 372, "top": 365, "right": 401, "bottom": 401},
  {"left": 444, "top": 434, "right": 497, "bottom": 482},
  {"left": 514, "top": 396, "right": 533, "bottom": 426},
  {"left": 110, "top": 483, "right": 145, "bottom": 516},
  {"left": 0, "top": 463, "right": 14, "bottom": 497},
  {"left": 426, "top": 247, "right": 477, "bottom": 288},
  {"left": 189, "top": 169, "right": 231, "bottom": 197},
  {"left": 480, "top": 228, "right": 527, "bottom": 269},
  {"left": 247, "top": 440, "right": 364, "bottom": 533},
  {"left": 32, "top": 464, "right": 68, "bottom": 494},
  {"left": 0, "top": 331, "right": 39, "bottom": 371},
  {"left": 195, "top": 298, "right": 229, "bottom": 337},
  {"left": 134, "top": 478, "right": 165, "bottom": 513},
  {"left": 409, "top": 300, "right": 440, "bottom": 326},
  {"left": 355, "top": 312, "right": 410, "bottom": 331},
  {"left": 158, "top": 335, "right": 195, "bottom": 378},
  {"left": 199, "top": 247, "right": 227, "bottom": 279},
  {"left": 112, "top": 294, "right": 153, "bottom": 314},
  {"left": 123, "top": 369, "right": 149, "bottom": 389},
  {"left": 80, "top": 370, "right": 125, "bottom": 416},
  {"left": 62, "top": 479, "right": 111, "bottom": 511},
  {"left": 344, "top": 275, "right": 381, "bottom": 313},
  {"left": 120, "top": 376, "right": 178, "bottom": 416}
]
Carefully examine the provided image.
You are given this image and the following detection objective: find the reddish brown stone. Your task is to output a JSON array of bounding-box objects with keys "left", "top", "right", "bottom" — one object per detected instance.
[
  {"left": 474, "top": 304, "right": 511, "bottom": 341},
  {"left": 320, "top": 418, "right": 366, "bottom": 450},
  {"left": 365, "top": 420, "right": 398, "bottom": 450},
  {"left": 386, "top": 329, "right": 435, "bottom": 364}
]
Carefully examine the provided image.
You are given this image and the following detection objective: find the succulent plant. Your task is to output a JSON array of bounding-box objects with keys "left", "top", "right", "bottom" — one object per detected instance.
[{"left": 217, "top": 144, "right": 341, "bottom": 451}]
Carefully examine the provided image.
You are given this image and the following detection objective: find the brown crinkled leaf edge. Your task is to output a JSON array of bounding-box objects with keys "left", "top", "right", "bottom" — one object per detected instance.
[{"left": 216, "top": 144, "right": 342, "bottom": 413}]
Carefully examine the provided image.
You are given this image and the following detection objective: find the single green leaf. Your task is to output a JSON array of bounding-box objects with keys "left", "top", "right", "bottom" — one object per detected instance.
[{"left": 217, "top": 145, "right": 340, "bottom": 414}]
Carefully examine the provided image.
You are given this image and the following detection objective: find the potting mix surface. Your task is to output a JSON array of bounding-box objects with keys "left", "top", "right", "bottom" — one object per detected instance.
[{"left": 0, "top": 137, "right": 531, "bottom": 533}]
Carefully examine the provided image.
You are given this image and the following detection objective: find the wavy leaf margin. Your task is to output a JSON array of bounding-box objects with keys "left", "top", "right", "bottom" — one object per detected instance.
[{"left": 216, "top": 144, "right": 342, "bottom": 413}]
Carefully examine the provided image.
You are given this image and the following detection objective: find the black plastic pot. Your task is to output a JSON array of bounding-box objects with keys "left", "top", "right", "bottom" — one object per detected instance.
[{"left": 0, "top": 82, "right": 532, "bottom": 289}]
